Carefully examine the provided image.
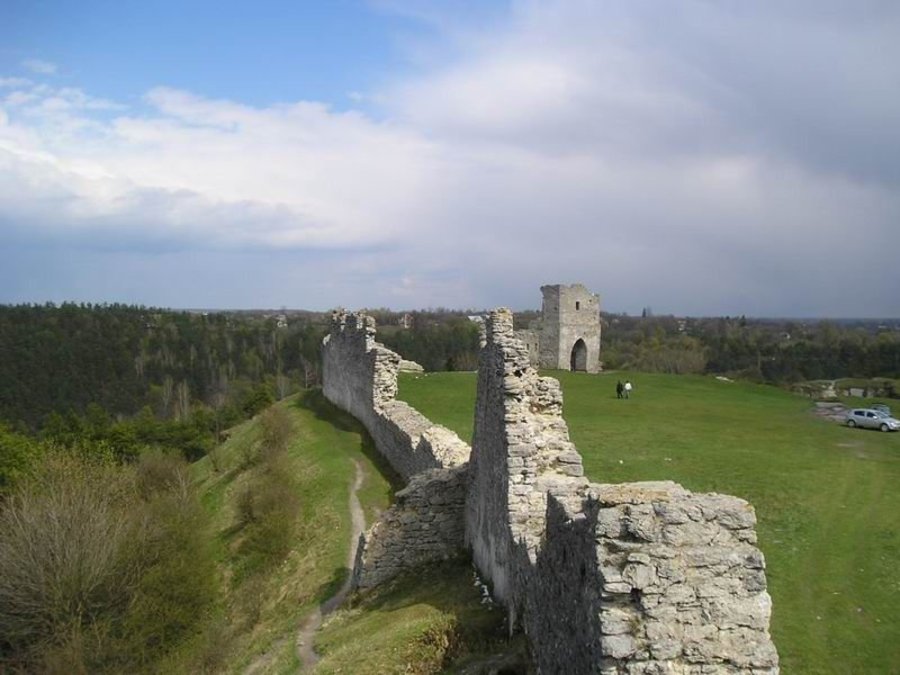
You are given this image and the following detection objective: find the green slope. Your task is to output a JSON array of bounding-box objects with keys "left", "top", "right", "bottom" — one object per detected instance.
[
  {"left": 171, "top": 390, "right": 505, "bottom": 674},
  {"left": 397, "top": 371, "right": 900, "bottom": 674}
]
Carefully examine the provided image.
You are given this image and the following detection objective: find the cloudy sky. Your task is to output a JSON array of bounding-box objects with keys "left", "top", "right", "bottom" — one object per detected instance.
[{"left": 2, "top": 1, "right": 898, "bottom": 316}]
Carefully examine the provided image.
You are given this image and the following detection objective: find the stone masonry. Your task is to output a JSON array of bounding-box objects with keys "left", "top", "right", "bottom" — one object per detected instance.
[
  {"left": 322, "top": 308, "right": 778, "bottom": 673},
  {"left": 516, "top": 283, "right": 602, "bottom": 373},
  {"left": 322, "top": 311, "right": 471, "bottom": 588},
  {"left": 471, "top": 309, "right": 778, "bottom": 673},
  {"left": 351, "top": 466, "right": 468, "bottom": 590},
  {"left": 322, "top": 310, "right": 469, "bottom": 481}
]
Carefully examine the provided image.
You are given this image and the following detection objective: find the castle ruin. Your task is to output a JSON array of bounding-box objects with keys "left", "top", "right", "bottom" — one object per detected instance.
[
  {"left": 322, "top": 308, "right": 778, "bottom": 673},
  {"left": 517, "top": 283, "right": 602, "bottom": 373}
]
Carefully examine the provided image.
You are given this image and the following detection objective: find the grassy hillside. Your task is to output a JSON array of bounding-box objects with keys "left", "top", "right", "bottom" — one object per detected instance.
[
  {"left": 172, "top": 390, "right": 505, "bottom": 674},
  {"left": 397, "top": 371, "right": 900, "bottom": 674}
]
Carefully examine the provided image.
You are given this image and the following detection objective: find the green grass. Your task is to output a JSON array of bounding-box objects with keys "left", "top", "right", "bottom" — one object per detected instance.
[
  {"left": 170, "top": 390, "right": 505, "bottom": 674},
  {"left": 314, "top": 561, "right": 511, "bottom": 674},
  {"left": 176, "top": 391, "right": 395, "bottom": 673},
  {"left": 397, "top": 370, "right": 900, "bottom": 675}
]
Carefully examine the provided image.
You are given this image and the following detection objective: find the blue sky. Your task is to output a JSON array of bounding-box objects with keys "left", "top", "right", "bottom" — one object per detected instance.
[{"left": 2, "top": 1, "right": 899, "bottom": 316}]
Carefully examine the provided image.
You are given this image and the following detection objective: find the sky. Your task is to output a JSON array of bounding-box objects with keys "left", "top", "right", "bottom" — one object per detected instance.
[{"left": 1, "top": 0, "right": 899, "bottom": 317}]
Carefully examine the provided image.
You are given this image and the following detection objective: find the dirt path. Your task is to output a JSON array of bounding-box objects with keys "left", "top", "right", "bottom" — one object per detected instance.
[{"left": 295, "top": 460, "right": 366, "bottom": 671}]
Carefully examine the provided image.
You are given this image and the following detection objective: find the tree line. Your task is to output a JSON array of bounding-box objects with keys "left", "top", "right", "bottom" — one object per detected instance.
[
  {"left": 0, "top": 303, "right": 328, "bottom": 436},
  {"left": 601, "top": 313, "right": 900, "bottom": 386}
]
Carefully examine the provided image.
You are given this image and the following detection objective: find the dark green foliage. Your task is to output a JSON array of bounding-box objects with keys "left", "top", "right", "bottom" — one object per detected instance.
[
  {"left": 380, "top": 314, "right": 481, "bottom": 371},
  {"left": 0, "top": 303, "right": 328, "bottom": 430},
  {"left": 240, "top": 384, "right": 275, "bottom": 418},
  {"left": 40, "top": 404, "right": 214, "bottom": 463}
]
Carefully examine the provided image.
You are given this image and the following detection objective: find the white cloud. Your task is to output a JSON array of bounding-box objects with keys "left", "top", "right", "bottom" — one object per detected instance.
[
  {"left": 1, "top": 2, "right": 899, "bottom": 315},
  {"left": 0, "top": 77, "right": 33, "bottom": 88},
  {"left": 22, "top": 59, "right": 57, "bottom": 75}
]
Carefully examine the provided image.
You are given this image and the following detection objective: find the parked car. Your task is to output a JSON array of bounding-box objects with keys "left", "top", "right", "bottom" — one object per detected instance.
[{"left": 846, "top": 408, "right": 900, "bottom": 432}]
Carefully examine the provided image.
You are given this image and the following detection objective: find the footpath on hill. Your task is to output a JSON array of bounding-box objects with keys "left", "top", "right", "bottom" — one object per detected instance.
[{"left": 295, "top": 460, "right": 366, "bottom": 669}]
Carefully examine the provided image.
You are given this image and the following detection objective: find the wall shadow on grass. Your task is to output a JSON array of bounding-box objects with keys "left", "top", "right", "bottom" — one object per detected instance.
[
  {"left": 340, "top": 560, "right": 531, "bottom": 674},
  {"left": 294, "top": 388, "right": 404, "bottom": 494}
]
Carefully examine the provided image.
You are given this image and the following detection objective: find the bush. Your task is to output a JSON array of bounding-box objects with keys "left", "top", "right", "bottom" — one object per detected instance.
[
  {"left": 135, "top": 449, "right": 192, "bottom": 500},
  {"left": 0, "top": 455, "right": 141, "bottom": 662},
  {"left": 234, "top": 454, "right": 301, "bottom": 581},
  {"left": 259, "top": 405, "right": 293, "bottom": 459},
  {"left": 0, "top": 452, "right": 218, "bottom": 672}
]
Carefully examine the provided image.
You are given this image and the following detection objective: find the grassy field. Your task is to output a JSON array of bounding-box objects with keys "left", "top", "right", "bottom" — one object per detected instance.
[
  {"left": 171, "top": 390, "right": 504, "bottom": 674},
  {"left": 397, "top": 371, "right": 900, "bottom": 675},
  {"left": 314, "top": 561, "right": 515, "bottom": 674}
]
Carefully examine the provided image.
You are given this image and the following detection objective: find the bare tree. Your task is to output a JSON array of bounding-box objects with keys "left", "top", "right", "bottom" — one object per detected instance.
[
  {"left": 275, "top": 370, "right": 290, "bottom": 400},
  {"left": 174, "top": 380, "right": 190, "bottom": 421},
  {"left": 160, "top": 375, "right": 174, "bottom": 418},
  {"left": 0, "top": 456, "right": 141, "bottom": 655},
  {"left": 299, "top": 355, "right": 318, "bottom": 389}
]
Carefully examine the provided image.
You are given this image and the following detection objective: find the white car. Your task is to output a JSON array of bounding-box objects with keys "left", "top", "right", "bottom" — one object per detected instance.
[{"left": 846, "top": 408, "right": 900, "bottom": 432}]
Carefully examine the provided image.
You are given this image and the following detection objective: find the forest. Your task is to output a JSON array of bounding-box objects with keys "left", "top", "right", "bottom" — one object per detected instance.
[{"left": 2, "top": 304, "right": 898, "bottom": 449}]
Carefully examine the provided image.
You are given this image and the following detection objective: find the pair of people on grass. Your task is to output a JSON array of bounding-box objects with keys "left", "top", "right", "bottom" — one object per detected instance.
[{"left": 615, "top": 380, "right": 633, "bottom": 399}]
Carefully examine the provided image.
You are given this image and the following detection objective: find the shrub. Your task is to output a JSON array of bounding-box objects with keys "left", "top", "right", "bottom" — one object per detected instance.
[
  {"left": 135, "top": 449, "right": 192, "bottom": 501},
  {"left": 0, "top": 452, "right": 218, "bottom": 672},
  {"left": 259, "top": 405, "right": 293, "bottom": 460},
  {"left": 0, "top": 455, "right": 141, "bottom": 661},
  {"left": 233, "top": 454, "right": 300, "bottom": 581}
]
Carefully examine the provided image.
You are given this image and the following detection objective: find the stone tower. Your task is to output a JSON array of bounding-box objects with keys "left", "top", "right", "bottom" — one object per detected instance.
[{"left": 538, "top": 283, "right": 601, "bottom": 373}]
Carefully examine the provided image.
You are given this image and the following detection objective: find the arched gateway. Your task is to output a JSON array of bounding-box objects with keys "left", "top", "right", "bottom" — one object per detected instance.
[{"left": 570, "top": 339, "right": 587, "bottom": 371}]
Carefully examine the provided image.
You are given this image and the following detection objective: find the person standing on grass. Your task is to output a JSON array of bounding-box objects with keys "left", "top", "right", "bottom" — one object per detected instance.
[
  {"left": 624, "top": 380, "right": 632, "bottom": 399},
  {"left": 616, "top": 380, "right": 624, "bottom": 399}
]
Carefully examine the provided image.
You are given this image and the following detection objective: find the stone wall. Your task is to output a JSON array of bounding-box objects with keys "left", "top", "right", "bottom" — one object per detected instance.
[
  {"left": 466, "top": 307, "right": 589, "bottom": 620},
  {"left": 322, "top": 310, "right": 470, "bottom": 482},
  {"left": 467, "top": 309, "right": 778, "bottom": 673},
  {"left": 352, "top": 466, "right": 468, "bottom": 590},
  {"left": 527, "top": 483, "right": 778, "bottom": 673},
  {"left": 323, "top": 310, "right": 471, "bottom": 587},
  {"left": 322, "top": 306, "right": 777, "bottom": 673}
]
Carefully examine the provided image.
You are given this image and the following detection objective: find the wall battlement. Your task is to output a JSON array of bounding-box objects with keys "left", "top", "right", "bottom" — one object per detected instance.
[{"left": 322, "top": 307, "right": 778, "bottom": 673}]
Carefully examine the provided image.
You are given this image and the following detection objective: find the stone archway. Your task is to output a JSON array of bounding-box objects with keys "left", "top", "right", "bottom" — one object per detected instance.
[{"left": 570, "top": 339, "right": 587, "bottom": 372}]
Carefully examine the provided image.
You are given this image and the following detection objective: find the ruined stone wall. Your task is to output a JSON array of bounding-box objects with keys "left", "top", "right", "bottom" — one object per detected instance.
[
  {"left": 352, "top": 466, "right": 468, "bottom": 590},
  {"left": 324, "top": 306, "right": 777, "bottom": 673},
  {"left": 466, "top": 307, "right": 589, "bottom": 619},
  {"left": 322, "top": 310, "right": 469, "bottom": 482},
  {"left": 514, "top": 327, "right": 541, "bottom": 365},
  {"left": 323, "top": 311, "right": 472, "bottom": 587},
  {"left": 527, "top": 483, "right": 778, "bottom": 673},
  {"left": 467, "top": 309, "right": 778, "bottom": 673}
]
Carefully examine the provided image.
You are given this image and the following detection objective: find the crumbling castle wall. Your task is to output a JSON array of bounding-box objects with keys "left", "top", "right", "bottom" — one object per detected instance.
[
  {"left": 468, "top": 309, "right": 778, "bottom": 673},
  {"left": 351, "top": 466, "right": 468, "bottom": 590},
  {"left": 322, "top": 307, "right": 778, "bottom": 673},
  {"left": 466, "top": 307, "right": 588, "bottom": 620},
  {"left": 322, "top": 311, "right": 471, "bottom": 587},
  {"left": 322, "top": 310, "right": 470, "bottom": 481}
]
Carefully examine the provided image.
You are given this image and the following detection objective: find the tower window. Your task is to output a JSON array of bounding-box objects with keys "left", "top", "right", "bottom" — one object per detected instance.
[{"left": 576, "top": 301, "right": 580, "bottom": 310}]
